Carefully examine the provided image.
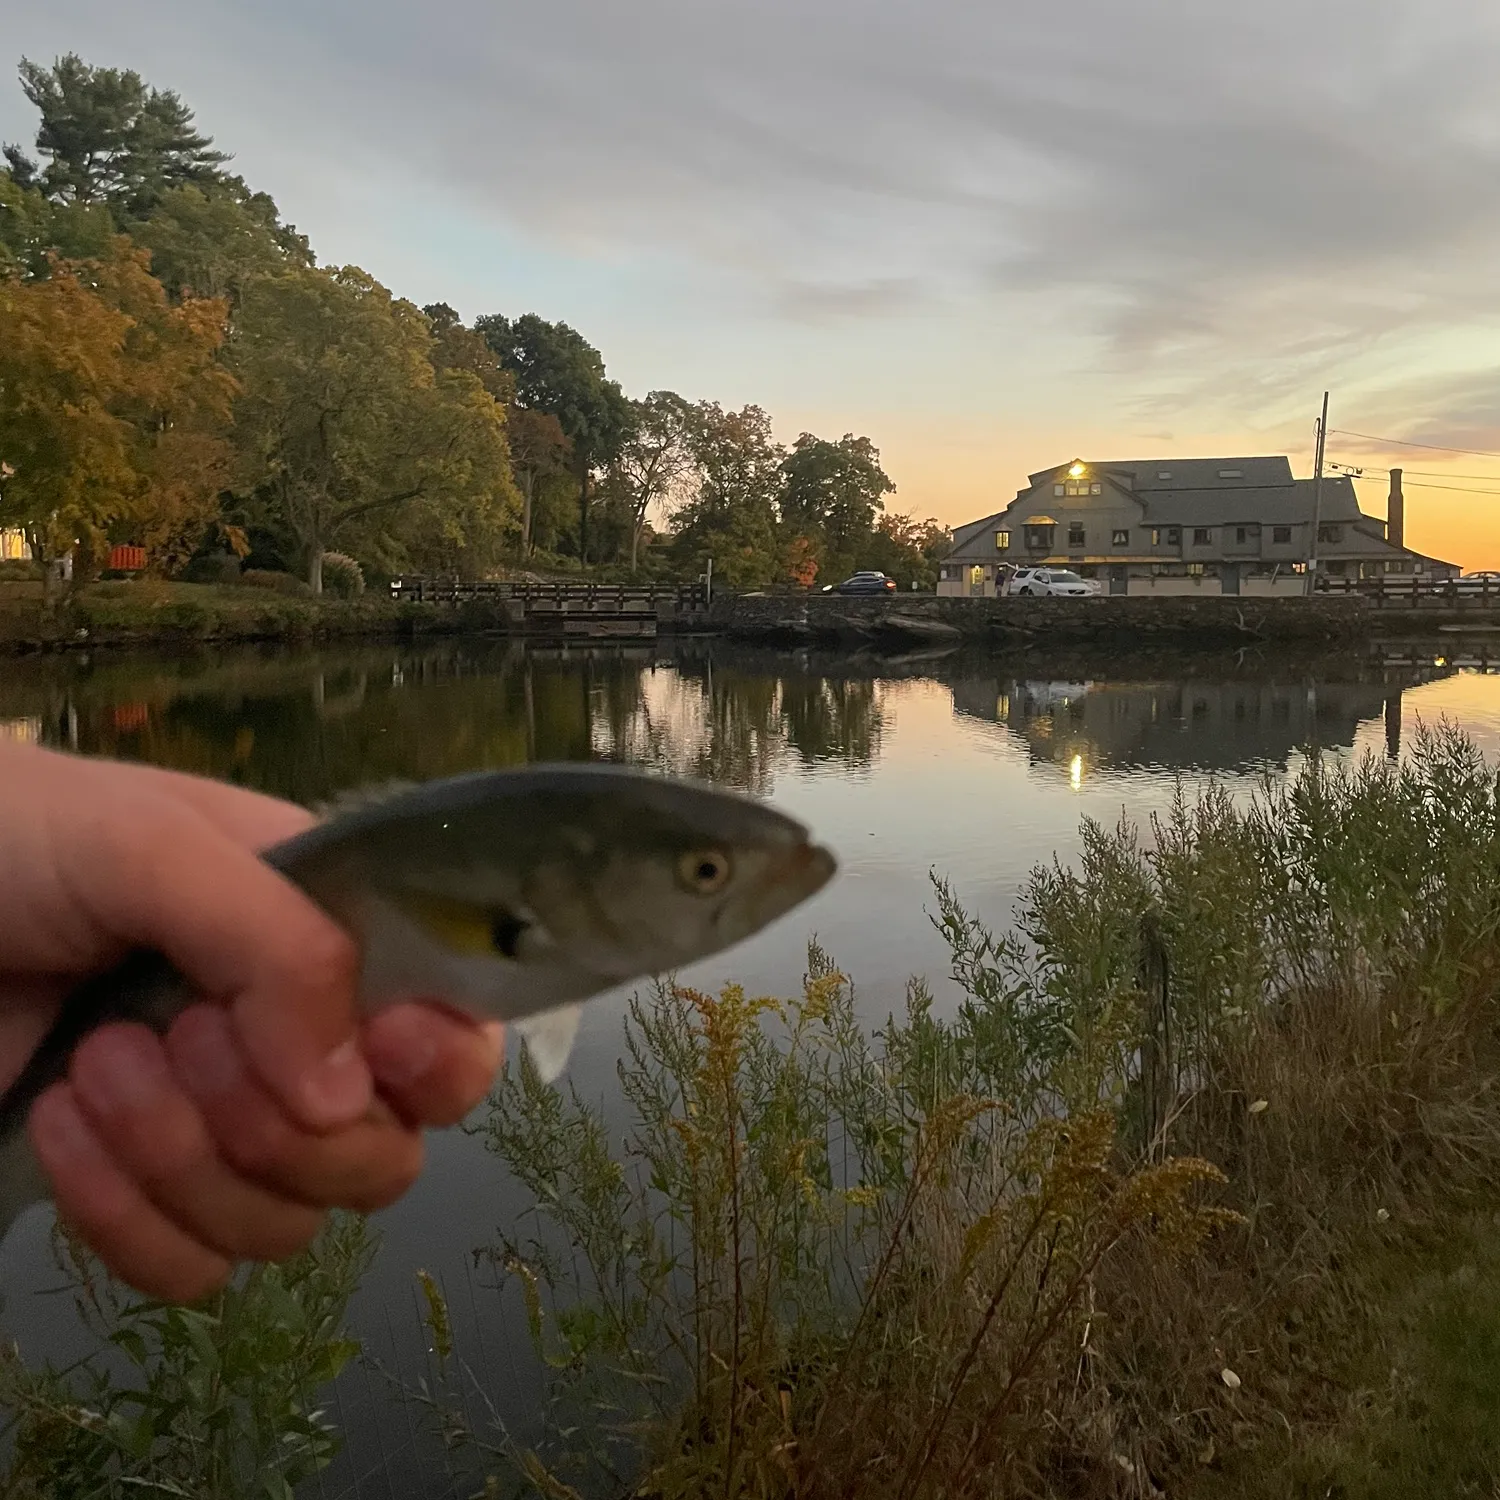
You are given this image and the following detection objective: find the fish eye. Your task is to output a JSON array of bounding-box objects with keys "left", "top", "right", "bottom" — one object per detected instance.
[
  {"left": 677, "top": 848, "right": 732, "bottom": 895},
  {"left": 490, "top": 910, "right": 529, "bottom": 959}
]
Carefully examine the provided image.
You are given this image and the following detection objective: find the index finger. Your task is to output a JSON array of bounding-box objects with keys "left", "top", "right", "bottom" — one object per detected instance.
[{"left": 55, "top": 785, "right": 371, "bottom": 1132}]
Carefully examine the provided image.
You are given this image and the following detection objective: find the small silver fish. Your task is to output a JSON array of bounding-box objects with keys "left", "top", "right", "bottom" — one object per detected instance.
[{"left": 0, "top": 763, "right": 837, "bottom": 1244}]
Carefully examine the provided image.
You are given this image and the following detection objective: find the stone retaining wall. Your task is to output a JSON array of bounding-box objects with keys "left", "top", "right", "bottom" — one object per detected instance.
[{"left": 716, "top": 592, "right": 1374, "bottom": 648}]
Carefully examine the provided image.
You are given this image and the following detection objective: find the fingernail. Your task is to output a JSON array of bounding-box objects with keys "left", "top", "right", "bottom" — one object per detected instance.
[
  {"left": 365, "top": 1008, "right": 439, "bottom": 1090},
  {"left": 299, "top": 1038, "right": 372, "bottom": 1126}
]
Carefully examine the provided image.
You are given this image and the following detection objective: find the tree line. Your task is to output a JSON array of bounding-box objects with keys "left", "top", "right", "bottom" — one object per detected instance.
[{"left": 0, "top": 55, "right": 951, "bottom": 593}]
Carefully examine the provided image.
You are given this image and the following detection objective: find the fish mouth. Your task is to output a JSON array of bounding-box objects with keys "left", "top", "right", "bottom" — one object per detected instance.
[{"left": 739, "top": 840, "right": 838, "bottom": 934}]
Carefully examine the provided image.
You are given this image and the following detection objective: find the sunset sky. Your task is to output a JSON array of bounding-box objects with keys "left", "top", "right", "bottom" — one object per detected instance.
[{"left": 8, "top": 1, "right": 1500, "bottom": 568}]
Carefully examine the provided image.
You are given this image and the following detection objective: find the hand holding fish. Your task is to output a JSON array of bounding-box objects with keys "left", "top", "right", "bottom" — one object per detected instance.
[
  {"left": 0, "top": 743, "right": 505, "bottom": 1301},
  {"left": 0, "top": 744, "right": 836, "bottom": 1307}
]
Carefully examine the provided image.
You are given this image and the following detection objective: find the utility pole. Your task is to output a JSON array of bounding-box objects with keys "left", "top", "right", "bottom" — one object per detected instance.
[{"left": 1305, "top": 390, "right": 1329, "bottom": 597}]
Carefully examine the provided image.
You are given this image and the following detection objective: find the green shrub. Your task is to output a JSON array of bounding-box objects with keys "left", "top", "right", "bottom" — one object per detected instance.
[
  {"left": 319, "top": 552, "right": 365, "bottom": 598},
  {"left": 239, "top": 568, "right": 313, "bottom": 597},
  {"left": 0, "top": 1214, "right": 374, "bottom": 1497},
  {"left": 179, "top": 552, "right": 243, "bottom": 585},
  {"left": 0, "top": 558, "right": 41, "bottom": 581}
]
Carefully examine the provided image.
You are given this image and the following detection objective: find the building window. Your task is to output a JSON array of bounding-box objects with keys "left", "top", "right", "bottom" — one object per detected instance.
[
  {"left": 1024, "top": 524, "right": 1054, "bottom": 550},
  {"left": 1192, "top": 528, "right": 1212, "bottom": 545},
  {"left": 1068, "top": 524, "right": 1085, "bottom": 547},
  {"left": 1317, "top": 524, "right": 1342, "bottom": 543},
  {"left": 995, "top": 530, "right": 1010, "bottom": 552},
  {"left": 1112, "top": 529, "right": 1129, "bottom": 547},
  {"left": 1053, "top": 484, "right": 1065, "bottom": 497},
  {"left": 1090, "top": 482, "right": 1102, "bottom": 495},
  {"left": 1167, "top": 527, "right": 1181, "bottom": 545},
  {"left": 1272, "top": 526, "right": 1291, "bottom": 544},
  {"left": 1235, "top": 526, "right": 1248, "bottom": 543},
  {"left": 1218, "top": 469, "right": 1243, "bottom": 479},
  {"left": 1188, "top": 563, "right": 1204, "bottom": 576}
]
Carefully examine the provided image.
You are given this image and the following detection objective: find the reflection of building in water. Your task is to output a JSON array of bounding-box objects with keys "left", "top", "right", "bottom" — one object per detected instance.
[{"left": 953, "top": 669, "right": 1447, "bottom": 778}]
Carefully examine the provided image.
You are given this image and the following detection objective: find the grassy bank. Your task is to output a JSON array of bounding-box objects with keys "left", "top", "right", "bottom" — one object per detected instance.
[
  {"left": 442, "top": 725, "right": 1500, "bottom": 1498},
  {"left": 0, "top": 579, "right": 521, "bottom": 652},
  {"left": 4, "top": 729, "right": 1500, "bottom": 1496}
]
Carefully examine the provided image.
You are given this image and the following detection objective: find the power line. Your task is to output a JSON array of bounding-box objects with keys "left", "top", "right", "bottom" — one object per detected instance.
[
  {"left": 1329, "top": 462, "right": 1500, "bottom": 484},
  {"left": 1330, "top": 428, "right": 1500, "bottom": 460}
]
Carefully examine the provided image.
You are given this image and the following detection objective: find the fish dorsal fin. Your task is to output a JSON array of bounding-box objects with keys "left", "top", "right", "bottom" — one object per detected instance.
[
  {"left": 513, "top": 1005, "right": 582, "bottom": 1084},
  {"left": 308, "top": 780, "right": 419, "bottom": 823}
]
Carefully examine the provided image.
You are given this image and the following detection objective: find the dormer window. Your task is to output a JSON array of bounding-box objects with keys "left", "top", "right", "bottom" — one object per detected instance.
[
  {"left": 1157, "top": 471, "right": 1173, "bottom": 480},
  {"left": 1218, "top": 469, "right": 1243, "bottom": 479},
  {"left": 1024, "top": 521, "right": 1056, "bottom": 550}
]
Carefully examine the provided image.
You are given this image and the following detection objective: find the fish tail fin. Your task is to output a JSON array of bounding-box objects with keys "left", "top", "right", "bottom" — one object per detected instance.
[
  {"left": 513, "top": 1004, "right": 582, "bottom": 1084},
  {"left": 0, "top": 1125, "right": 50, "bottom": 1250}
]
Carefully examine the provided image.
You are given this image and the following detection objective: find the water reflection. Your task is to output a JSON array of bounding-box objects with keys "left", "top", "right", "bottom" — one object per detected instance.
[
  {"left": 950, "top": 664, "right": 1443, "bottom": 782},
  {"left": 0, "top": 641, "right": 890, "bottom": 800}
]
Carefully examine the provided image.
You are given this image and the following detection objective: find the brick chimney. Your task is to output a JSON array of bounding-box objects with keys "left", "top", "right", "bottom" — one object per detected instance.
[{"left": 1388, "top": 468, "right": 1404, "bottom": 550}]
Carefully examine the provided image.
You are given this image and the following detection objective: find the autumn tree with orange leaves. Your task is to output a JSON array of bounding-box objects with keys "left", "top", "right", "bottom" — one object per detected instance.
[{"left": 0, "top": 237, "right": 234, "bottom": 589}]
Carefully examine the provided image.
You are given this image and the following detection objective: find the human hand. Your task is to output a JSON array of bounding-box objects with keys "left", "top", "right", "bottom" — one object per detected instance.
[{"left": 0, "top": 742, "right": 504, "bottom": 1301}]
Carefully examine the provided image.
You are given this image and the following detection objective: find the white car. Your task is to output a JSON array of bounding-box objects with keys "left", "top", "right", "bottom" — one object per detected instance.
[{"left": 1007, "top": 567, "right": 1102, "bottom": 598}]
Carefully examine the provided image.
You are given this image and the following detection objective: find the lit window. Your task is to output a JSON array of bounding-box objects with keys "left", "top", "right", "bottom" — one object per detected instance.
[
  {"left": 1150, "top": 528, "right": 1162, "bottom": 546},
  {"left": 1193, "top": 528, "right": 1212, "bottom": 545},
  {"left": 1188, "top": 563, "right": 1204, "bottom": 576},
  {"left": 1273, "top": 526, "right": 1291, "bottom": 544},
  {"left": 1157, "top": 471, "right": 1173, "bottom": 480},
  {"left": 995, "top": 530, "right": 1010, "bottom": 551},
  {"left": 1112, "top": 529, "right": 1129, "bottom": 546}
]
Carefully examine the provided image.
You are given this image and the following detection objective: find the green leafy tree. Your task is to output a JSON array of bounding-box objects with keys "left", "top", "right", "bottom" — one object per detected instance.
[
  {"left": 505, "top": 405, "right": 573, "bottom": 559},
  {"left": 780, "top": 431, "right": 895, "bottom": 581},
  {"left": 4, "top": 54, "right": 230, "bottom": 214},
  {"left": 475, "top": 312, "right": 630, "bottom": 563},
  {"left": 232, "top": 266, "right": 517, "bottom": 590},
  {"left": 862, "top": 511, "right": 951, "bottom": 590},
  {"left": 131, "top": 183, "right": 313, "bottom": 303},
  {"left": 669, "top": 402, "right": 786, "bottom": 589},
  {"left": 612, "top": 389, "right": 694, "bottom": 573}
]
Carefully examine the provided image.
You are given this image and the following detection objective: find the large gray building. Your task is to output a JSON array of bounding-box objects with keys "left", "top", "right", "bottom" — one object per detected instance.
[{"left": 937, "top": 456, "right": 1458, "bottom": 597}]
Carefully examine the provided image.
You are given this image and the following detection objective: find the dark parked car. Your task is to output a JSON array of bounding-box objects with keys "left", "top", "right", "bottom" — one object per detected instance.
[{"left": 823, "top": 571, "right": 897, "bottom": 595}]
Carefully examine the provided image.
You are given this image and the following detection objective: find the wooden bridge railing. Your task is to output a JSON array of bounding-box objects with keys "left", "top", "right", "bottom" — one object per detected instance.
[{"left": 1316, "top": 575, "right": 1500, "bottom": 607}]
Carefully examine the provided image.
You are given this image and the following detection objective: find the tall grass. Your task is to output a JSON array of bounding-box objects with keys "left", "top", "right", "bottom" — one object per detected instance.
[{"left": 412, "top": 721, "right": 1500, "bottom": 1498}]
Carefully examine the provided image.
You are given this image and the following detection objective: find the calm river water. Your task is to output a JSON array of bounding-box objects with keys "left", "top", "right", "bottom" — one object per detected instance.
[{"left": 2, "top": 634, "right": 1498, "bottom": 1495}]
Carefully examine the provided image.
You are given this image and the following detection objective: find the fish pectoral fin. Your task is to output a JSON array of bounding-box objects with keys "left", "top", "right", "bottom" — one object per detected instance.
[{"left": 513, "top": 1005, "right": 582, "bottom": 1085}]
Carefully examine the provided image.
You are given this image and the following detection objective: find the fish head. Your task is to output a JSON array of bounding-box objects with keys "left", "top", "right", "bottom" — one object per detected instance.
[{"left": 513, "top": 771, "right": 838, "bottom": 980}]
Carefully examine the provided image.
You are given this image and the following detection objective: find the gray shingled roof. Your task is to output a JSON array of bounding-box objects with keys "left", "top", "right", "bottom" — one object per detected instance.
[
  {"left": 1137, "top": 475, "right": 1364, "bottom": 526},
  {"left": 1094, "top": 457, "right": 1295, "bottom": 490}
]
